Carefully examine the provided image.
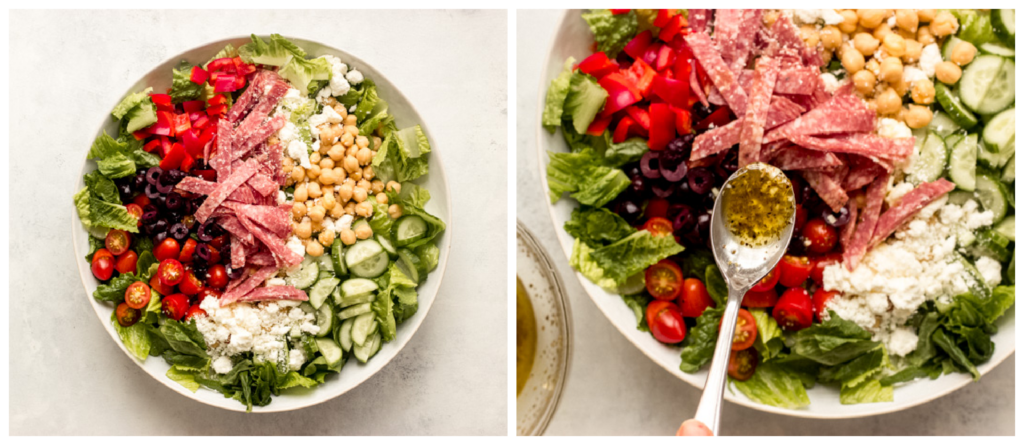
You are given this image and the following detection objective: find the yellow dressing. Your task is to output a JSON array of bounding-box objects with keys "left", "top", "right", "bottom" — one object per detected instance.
[
  {"left": 722, "top": 164, "right": 794, "bottom": 246},
  {"left": 516, "top": 277, "right": 537, "bottom": 397}
]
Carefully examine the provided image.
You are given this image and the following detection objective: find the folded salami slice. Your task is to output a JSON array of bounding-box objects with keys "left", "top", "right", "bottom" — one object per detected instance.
[
  {"left": 248, "top": 173, "right": 279, "bottom": 197},
  {"left": 234, "top": 81, "right": 289, "bottom": 152},
  {"left": 768, "top": 15, "right": 823, "bottom": 67},
  {"left": 868, "top": 179, "right": 956, "bottom": 248},
  {"left": 691, "top": 120, "right": 741, "bottom": 160},
  {"left": 212, "top": 119, "right": 234, "bottom": 179},
  {"left": 739, "top": 57, "right": 779, "bottom": 167},
  {"left": 238, "top": 204, "right": 292, "bottom": 239},
  {"left": 237, "top": 286, "right": 309, "bottom": 303},
  {"left": 226, "top": 70, "right": 268, "bottom": 123},
  {"left": 685, "top": 33, "right": 749, "bottom": 116},
  {"left": 790, "top": 133, "right": 914, "bottom": 161},
  {"left": 216, "top": 215, "right": 255, "bottom": 245},
  {"left": 765, "top": 95, "right": 806, "bottom": 129},
  {"left": 690, "top": 68, "right": 710, "bottom": 108},
  {"left": 237, "top": 210, "right": 303, "bottom": 268},
  {"left": 194, "top": 159, "right": 258, "bottom": 224},
  {"left": 764, "top": 93, "right": 875, "bottom": 143},
  {"left": 843, "top": 175, "right": 889, "bottom": 270},
  {"left": 841, "top": 155, "right": 888, "bottom": 190},
  {"left": 231, "top": 236, "right": 247, "bottom": 269},
  {"left": 728, "top": 9, "right": 764, "bottom": 73},
  {"left": 220, "top": 265, "right": 280, "bottom": 306},
  {"left": 803, "top": 169, "right": 849, "bottom": 212},
  {"left": 248, "top": 251, "right": 278, "bottom": 266},
  {"left": 770, "top": 145, "right": 843, "bottom": 170},
  {"left": 236, "top": 115, "right": 287, "bottom": 161},
  {"left": 839, "top": 199, "right": 859, "bottom": 251},
  {"left": 689, "top": 9, "right": 712, "bottom": 33},
  {"left": 774, "top": 65, "right": 819, "bottom": 95}
]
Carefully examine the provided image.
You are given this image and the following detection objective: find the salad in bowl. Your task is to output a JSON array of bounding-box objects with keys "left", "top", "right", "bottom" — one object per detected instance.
[
  {"left": 74, "top": 34, "right": 446, "bottom": 411},
  {"left": 541, "top": 9, "right": 1014, "bottom": 413}
]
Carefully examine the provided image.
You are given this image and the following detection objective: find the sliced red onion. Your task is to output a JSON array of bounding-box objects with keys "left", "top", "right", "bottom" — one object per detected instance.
[{"left": 640, "top": 151, "right": 662, "bottom": 179}]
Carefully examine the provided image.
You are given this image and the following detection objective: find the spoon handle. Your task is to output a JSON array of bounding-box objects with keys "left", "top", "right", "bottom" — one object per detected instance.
[{"left": 693, "top": 285, "right": 746, "bottom": 435}]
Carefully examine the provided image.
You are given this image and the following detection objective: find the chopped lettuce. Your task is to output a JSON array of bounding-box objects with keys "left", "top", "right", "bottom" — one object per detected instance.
[
  {"left": 279, "top": 56, "right": 331, "bottom": 94},
  {"left": 96, "top": 153, "right": 136, "bottom": 179},
  {"left": 589, "top": 231, "right": 684, "bottom": 284},
  {"left": 839, "top": 379, "right": 893, "bottom": 405},
  {"left": 166, "top": 366, "right": 201, "bottom": 392},
  {"left": 83, "top": 170, "right": 120, "bottom": 203},
  {"left": 373, "top": 124, "right": 431, "bottom": 183},
  {"left": 414, "top": 243, "right": 440, "bottom": 273},
  {"left": 569, "top": 238, "right": 617, "bottom": 291},
  {"left": 952, "top": 9, "right": 996, "bottom": 46},
  {"left": 110, "top": 310, "right": 151, "bottom": 361},
  {"left": 205, "top": 43, "right": 239, "bottom": 67},
  {"left": 123, "top": 99, "right": 157, "bottom": 134},
  {"left": 396, "top": 125, "right": 431, "bottom": 160},
  {"left": 386, "top": 186, "right": 445, "bottom": 249},
  {"left": 546, "top": 149, "right": 629, "bottom": 207},
  {"left": 372, "top": 264, "right": 419, "bottom": 341},
  {"left": 749, "top": 308, "right": 785, "bottom": 361},
  {"left": 622, "top": 293, "right": 652, "bottom": 332},
  {"left": 792, "top": 312, "right": 879, "bottom": 366},
  {"left": 239, "top": 34, "right": 306, "bottom": 66},
  {"left": 397, "top": 183, "right": 432, "bottom": 208},
  {"left": 111, "top": 87, "right": 154, "bottom": 120},
  {"left": 564, "top": 73, "right": 608, "bottom": 135},
  {"left": 170, "top": 61, "right": 205, "bottom": 103},
  {"left": 704, "top": 265, "right": 728, "bottom": 307},
  {"left": 817, "top": 346, "right": 888, "bottom": 387},
  {"left": 88, "top": 131, "right": 129, "bottom": 160},
  {"left": 732, "top": 362, "right": 811, "bottom": 409},
  {"left": 604, "top": 137, "right": 649, "bottom": 167},
  {"left": 358, "top": 98, "right": 391, "bottom": 136},
  {"left": 542, "top": 57, "right": 576, "bottom": 131},
  {"left": 564, "top": 206, "right": 636, "bottom": 248},
  {"left": 581, "top": 9, "right": 639, "bottom": 58},
  {"left": 193, "top": 359, "right": 317, "bottom": 412},
  {"left": 678, "top": 305, "right": 723, "bottom": 372},
  {"left": 352, "top": 80, "right": 380, "bottom": 123}
]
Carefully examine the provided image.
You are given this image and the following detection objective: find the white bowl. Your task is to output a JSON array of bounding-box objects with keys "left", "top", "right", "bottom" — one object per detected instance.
[
  {"left": 536, "top": 9, "right": 1014, "bottom": 419},
  {"left": 72, "top": 36, "right": 453, "bottom": 413}
]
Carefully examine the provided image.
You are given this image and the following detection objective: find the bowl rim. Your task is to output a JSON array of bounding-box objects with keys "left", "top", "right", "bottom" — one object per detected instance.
[
  {"left": 71, "top": 35, "right": 454, "bottom": 413},
  {"left": 516, "top": 220, "right": 573, "bottom": 435},
  {"left": 534, "top": 9, "right": 1014, "bottom": 420}
]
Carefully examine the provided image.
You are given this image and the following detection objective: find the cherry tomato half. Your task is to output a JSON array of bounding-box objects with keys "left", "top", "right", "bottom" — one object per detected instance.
[
  {"left": 209, "top": 235, "right": 229, "bottom": 250},
  {"left": 178, "top": 238, "right": 197, "bottom": 264},
  {"left": 646, "top": 259, "right": 684, "bottom": 300},
  {"left": 680, "top": 278, "right": 715, "bottom": 318},
  {"left": 778, "top": 255, "right": 814, "bottom": 287},
  {"left": 132, "top": 195, "right": 151, "bottom": 207},
  {"left": 802, "top": 218, "right": 838, "bottom": 254},
  {"left": 742, "top": 287, "right": 778, "bottom": 308},
  {"left": 720, "top": 308, "right": 758, "bottom": 351},
  {"left": 773, "top": 287, "right": 814, "bottom": 331},
  {"left": 91, "top": 252, "right": 115, "bottom": 281},
  {"left": 642, "top": 217, "right": 674, "bottom": 237},
  {"left": 105, "top": 230, "right": 132, "bottom": 256},
  {"left": 646, "top": 300, "right": 686, "bottom": 344},
  {"left": 116, "top": 302, "right": 141, "bottom": 327},
  {"left": 125, "top": 204, "right": 144, "bottom": 227},
  {"left": 158, "top": 259, "right": 185, "bottom": 287},
  {"left": 124, "top": 281, "right": 152, "bottom": 310},
  {"left": 728, "top": 348, "right": 759, "bottom": 381},
  {"left": 810, "top": 253, "right": 843, "bottom": 285},
  {"left": 749, "top": 265, "right": 780, "bottom": 292},
  {"left": 153, "top": 238, "right": 182, "bottom": 262},
  {"left": 812, "top": 288, "right": 841, "bottom": 322},
  {"left": 184, "top": 305, "right": 208, "bottom": 322},
  {"left": 644, "top": 198, "right": 670, "bottom": 220},
  {"left": 793, "top": 204, "right": 808, "bottom": 234},
  {"left": 207, "top": 245, "right": 222, "bottom": 264},
  {"left": 161, "top": 293, "right": 190, "bottom": 320},
  {"left": 114, "top": 251, "right": 138, "bottom": 275},
  {"left": 179, "top": 269, "right": 204, "bottom": 296},
  {"left": 150, "top": 273, "right": 174, "bottom": 296},
  {"left": 206, "top": 264, "right": 229, "bottom": 289},
  {"left": 197, "top": 287, "right": 222, "bottom": 305}
]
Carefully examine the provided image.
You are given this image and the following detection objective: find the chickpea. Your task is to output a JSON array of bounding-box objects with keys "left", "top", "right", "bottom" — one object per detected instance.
[
  {"left": 318, "top": 230, "right": 335, "bottom": 247},
  {"left": 917, "top": 9, "right": 937, "bottom": 23},
  {"left": 327, "top": 144, "right": 345, "bottom": 161},
  {"left": 355, "top": 136, "right": 370, "bottom": 149},
  {"left": 917, "top": 26, "right": 935, "bottom": 45},
  {"left": 904, "top": 104, "right": 933, "bottom": 129},
  {"left": 333, "top": 167, "right": 346, "bottom": 183},
  {"left": 344, "top": 115, "right": 357, "bottom": 126},
  {"left": 891, "top": 75, "right": 910, "bottom": 97},
  {"left": 879, "top": 56, "right": 903, "bottom": 83},
  {"left": 294, "top": 183, "right": 309, "bottom": 202},
  {"left": 340, "top": 132, "right": 355, "bottom": 147},
  {"left": 308, "top": 204, "right": 326, "bottom": 223},
  {"left": 873, "top": 24, "right": 894, "bottom": 42},
  {"left": 310, "top": 218, "right": 323, "bottom": 234},
  {"left": 865, "top": 58, "right": 881, "bottom": 75},
  {"left": 344, "top": 125, "right": 359, "bottom": 137},
  {"left": 322, "top": 191, "right": 336, "bottom": 210},
  {"left": 852, "top": 70, "right": 877, "bottom": 95},
  {"left": 882, "top": 34, "right": 906, "bottom": 57},
  {"left": 841, "top": 47, "right": 866, "bottom": 74},
  {"left": 354, "top": 223, "right": 373, "bottom": 240},
  {"left": 318, "top": 124, "right": 336, "bottom": 143},
  {"left": 306, "top": 164, "right": 321, "bottom": 180},
  {"left": 268, "top": 135, "right": 280, "bottom": 145},
  {"left": 839, "top": 10, "right": 859, "bottom": 34},
  {"left": 295, "top": 218, "right": 312, "bottom": 239},
  {"left": 353, "top": 187, "right": 368, "bottom": 203},
  {"left": 343, "top": 155, "right": 360, "bottom": 173},
  {"left": 306, "top": 241, "right": 324, "bottom": 257},
  {"left": 355, "top": 201, "right": 374, "bottom": 218},
  {"left": 929, "top": 11, "right": 958, "bottom": 37},
  {"left": 346, "top": 145, "right": 359, "bottom": 158},
  {"left": 290, "top": 166, "right": 306, "bottom": 183},
  {"left": 350, "top": 169, "right": 363, "bottom": 181},
  {"left": 356, "top": 147, "right": 373, "bottom": 165},
  {"left": 800, "top": 25, "right": 820, "bottom": 49},
  {"left": 319, "top": 157, "right": 335, "bottom": 171},
  {"left": 309, "top": 152, "right": 321, "bottom": 164},
  {"left": 330, "top": 203, "right": 346, "bottom": 219},
  {"left": 344, "top": 202, "right": 357, "bottom": 215},
  {"left": 356, "top": 179, "right": 371, "bottom": 191},
  {"left": 338, "top": 183, "right": 354, "bottom": 202},
  {"left": 388, "top": 204, "right": 403, "bottom": 220},
  {"left": 282, "top": 156, "right": 295, "bottom": 170},
  {"left": 291, "top": 202, "right": 307, "bottom": 220},
  {"left": 371, "top": 180, "right": 385, "bottom": 194},
  {"left": 911, "top": 79, "right": 935, "bottom": 105},
  {"left": 895, "top": 9, "right": 919, "bottom": 32},
  {"left": 950, "top": 41, "right": 976, "bottom": 66},
  {"left": 372, "top": 136, "right": 382, "bottom": 150},
  {"left": 375, "top": 193, "right": 389, "bottom": 205},
  {"left": 820, "top": 26, "right": 842, "bottom": 51},
  {"left": 935, "top": 61, "right": 963, "bottom": 85},
  {"left": 307, "top": 182, "right": 322, "bottom": 199},
  {"left": 903, "top": 39, "right": 923, "bottom": 63},
  {"left": 332, "top": 103, "right": 348, "bottom": 118},
  {"left": 340, "top": 229, "right": 357, "bottom": 245},
  {"left": 323, "top": 96, "right": 339, "bottom": 107},
  {"left": 876, "top": 88, "right": 902, "bottom": 115},
  {"left": 363, "top": 165, "right": 375, "bottom": 180},
  {"left": 763, "top": 10, "right": 780, "bottom": 28},
  {"left": 858, "top": 9, "right": 887, "bottom": 29},
  {"left": 853, "top": 33, "right": 880, "bottom": 56},
  {"left": 897, "top": 27, "right": 917, "bottom": 41},
  {"left": 319, "top": 168, "right": 336, "bottom": 185},
  {"left": 386, "top": 181, "right": 401, "bottom": 193}
]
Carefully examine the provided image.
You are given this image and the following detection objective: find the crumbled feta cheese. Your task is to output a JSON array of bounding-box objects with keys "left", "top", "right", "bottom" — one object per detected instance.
[
  {"left": 308, "top": 112, "right": 328, "bottom": 130},
  {"left": 820, "top": 73, "right": 841, "bottom": 93},
  {"left": 285, "top": 235, "right": 306, "bottom": 260},
  {"left": 877, "top": 118, "right": 913, "bottom": 140},
  {"left": 279, "top": 88, "right": 305, "bottom": 110},
  {"left": 336, "top": 214, "right": 354, "bottom": 232},
  {"left": 345, "top": 69, "right": 364, "bottom": 85},
  {"left": 212, "top": 356, "right": 234, "bottom": 374},
  {"left": 919, "top": 44, "right": 942, "bottom": 78},
  {"left": 321, "top": 104, "right": 344, "bottom": 124},
  {"left": 788, "top": 9, "right": 844, "bottom": 26},
  {"left": 321, "top": 217, "right": 336, "bottom": 234},
  {"left": 196, "top": 297, "right": 319, "bottom": 373},
  {"left": 277, "top": 190, "right": 287, "bottom": 205},
  {"left": 975, "top": 256, "right": 1003, "bottom": 287},
  {"left": 903, "top": 66, "right": 928, "bottom": 85},
  {"left": 267, "top": 277, "right": 287, "bottom": 287},
  {"left": 278, "top": 122, "right": 298, "bottom": 143},
  {"left": 286, "top": 140, "right": 312, "bottom": 169},
  {"left": 886, "top": 327, "right": 919, "bottom": 357},
  {"left": 289, "top": 349, "right": 306, "bottom": 371}
]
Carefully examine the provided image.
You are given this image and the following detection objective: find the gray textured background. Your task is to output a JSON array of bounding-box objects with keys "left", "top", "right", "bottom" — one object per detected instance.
[
  {"left": 10, "top": 9, "right": 507, "bottom": 435},
  {"left": 517, "top": 9, "right": 1014, "bottom": 436}
]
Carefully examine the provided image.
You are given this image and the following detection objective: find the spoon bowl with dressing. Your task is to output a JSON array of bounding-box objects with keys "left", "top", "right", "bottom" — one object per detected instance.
[{"left": 692, "top": 163, "right": 796, "bottom": 435}]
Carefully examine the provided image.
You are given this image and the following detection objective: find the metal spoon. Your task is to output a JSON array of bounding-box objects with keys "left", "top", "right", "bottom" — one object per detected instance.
[{"left": 692, "top": 163, "right": 796, "bottom": 435}]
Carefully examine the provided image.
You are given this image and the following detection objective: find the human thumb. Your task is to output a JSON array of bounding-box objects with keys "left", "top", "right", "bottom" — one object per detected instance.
[{"left": 677, "top": 419, "right": 714, "bottom": 436}]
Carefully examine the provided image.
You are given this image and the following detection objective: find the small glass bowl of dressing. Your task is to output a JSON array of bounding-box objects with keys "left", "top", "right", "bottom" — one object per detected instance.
[{"left": 516, "top": 221, "right": 573, "bottom": 436}]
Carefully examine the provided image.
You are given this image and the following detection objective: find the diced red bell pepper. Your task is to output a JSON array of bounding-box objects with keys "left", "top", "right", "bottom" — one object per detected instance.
[
  {"left": 233, "top": 74, "right": 247, "bottom": 90},
  {"left": 132, "top": 127, "right": 151, "bottom": 140},
  {"left": 597, "top": 73, "right": 643, "bottom": 116},
  {"left": 672, "top": 106, "right": 693, "bottom": 135},
  {"left": 150, "top": 94, "right": 172, "bottom": 107},
  {"left": 579, "top": 52, "right": 620, "bottom": 79},
  {"left": 624, "top": 106, "right": 652, "bottom": 131},
  {"left": 673, "top": 52, "right": 694, "bottom": 82},
  {"left": 658, "top": 14, "right": 687, "bottom": 42},
  {"left": 187, "top": 111, "right": 204, "bottom": 122},
  {"left": 648, "top": 103, "right": 677, "bottom": 151},
  {"left": 183, "top": 100, "right": 206, "bottom": 113},
  {"left": 158, "top": 136, "right": 172, "bottom": 155},
  {"left": 654, "top": 9, "right": 677, "bottom": 28},
  {"left": 207, "top": 58, "right": 236, "bottom": 73},
  {"left": 213, "top": 74, "right": 239, "bottom": 93},
  {"left": 236, "top": 61, "right": 256, "bottom": 76},
  {"left": 151, "top": 111, "right": 175, "bottom": 136},
  {"left": 651, "top": 75, "right": 690, "bottom": 108},
  {"left": 206, "top": 104, "right": 228, "bottom": 117},
  {"left": 586, "top": 114, "right": 614, "bottom": 136},
  {"left": 613, "top": 116, "right": 636, "bottom": 143},
  {"left": 172, "top": 113, "right": 191, "bottom": 135},
  {"left": 159, "top": 142, "right": 187, "bottom": 170},
  {"left": 192, "top": 114, "right": 211, "bottom": 130},
  {"left": 190, "top": 66, "right": 209, "bottom": 84},
  {"left": 624, "top": 30, "right": 654, "bottom": 59},
  {"left": 695, "top": 106, "right": 734, "bottom": 131},
  {"left": 623, "top": 59, "right": 657, "bottom": 98},
  {"left": 641, "top": 42, "right": 663, "bottom": 68},
  {"left": 143, "top": 139, "right": 162, "bottom": 153},
  {"left": 198, "top": 125, "right": 217, "bottom": 149},
  {"left": 207, "top": 94, "right": 228, "bottom": 107},
  {"left": 181, "top": 128, "right": 203, "bottom": 158},
  {"left": 611, "top": 9, "right": 631, "bottom": 15},
  {"left": 179, "top": 153, "right": 196, "bottom": 173},
  {"left": 192, "top": 169, "right": 217, "bottom": 182},
  {"left": 655, "top": 44, "right": 676, "bottom": 71}
]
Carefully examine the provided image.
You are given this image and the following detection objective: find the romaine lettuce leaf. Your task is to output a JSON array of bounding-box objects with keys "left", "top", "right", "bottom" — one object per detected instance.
[
  {"left": 166, "top": 366, "right": 201, "bottom": 392},
  {"left": 156, "top": 319, "right": 208, "bottom": 358},
  {"left": 110, "top": 310, "right": 151, "bottom": 361},
  {"left": 111, "top": 87, "right": 154, "bottom": 120},
  {"left": 589, "top": 231, "right": 684, "bottom": 284},
  {"left": 83, "top": 170, "right": 119, "bottom": 203},
  {"left": 564, "top": 72, "right": 608, "bottom": 135},
  {"left": 792, "top": 312, "right": 879, "bottom": 366},
  {"left": 170, "top": 61, "right": 205, "bottom": 103},
  {"left": 678, "top": 305, "right": 723, "bottom": 372},
  {"left": 564, "top": 206, "right": 636, "bottom": 248},
  {"left": 839, "top": 379, "right": 893, "bottom": 405},
  {"left": 622, "top": 293, "right": 652, "bottom": 332},
  {"left": 205, "top": 43, "right": 239, "bottom": 67},
  {"left": 279, "top": 56, "right": 331, "bottom": 94},
  {"left": 732, "top": 362, "right": 811, "bottom": 409},
  {"left": 546, "top": 149, "right": 629, "bottom": 207},
  {"left": 96, "top": 153, "right": 136, "bottom": 179},
  {"left": 239, "top": 34, "right": 306, "bottom": 66},
  {"left": 704, "top": 265, "right": 728, "bottom": 307},
  {"left": 932, "top": 328, "right": 981, "bottom": 379},
  {"left": 542, "top": 57, "right": 576, "bottom": 131},
  {"left": 352, "top": 80, "right": 380, "bottom": 123},
  {"left": 569, "top": 238, "right": 617, "bottom": 291},
  {"left": 88, "top": 131, "right": 129, "bottom": 160},
  {"left": 749, "top": 308, "right": 785, "bottom": 361},
  {"left": 387, "top": 189, "right": 445, "bottom": 249},
  {"left": 817, "top": 345, "right": 887, "bottom": 386},
  {"left": 581, "top": 9, "right": 638, "bottom": 58},
  {"left": 396, "top": 125, "right": 431, "bottom": 159},
  {"left": 604, "top": 137, "right": 649, "bottom": 167},
  {"left": 87, "top": 195, "right": 139, "bottom": 232},
  {"left": 414, "top": 243, "right": 440, "bottom": 273},
  {"left": 397, "top": 183, "right": 432, "bottom": 208},
  {"left": 124, "top": 100, "right": 157, "bottom": 134}
]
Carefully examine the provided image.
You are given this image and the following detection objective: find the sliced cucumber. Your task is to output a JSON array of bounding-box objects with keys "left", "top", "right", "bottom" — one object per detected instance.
[
  {"left": 945, "top": 132, "right": 965, "bottom": 149},
  {"left": 942, "top": 35, "right": 965, "bottom": 61},
  {"left": 331, "top": 285, "right": 343, "bottom": 306},
  {"left": 948, "top": 133, "right": 979, "bottom": 191},
  {"left": 285, "top": 256, "right": 319, "bottom": 289},
  {"left": 396, "top": 249, "right": 422, "bottom": 284},
  {"left": 979, "top": 42, "right": 1015, "bottom": 58},
  {"left": 317, "top": 253, "right": 337, "bottom": 276},
  {"left": 341, "top": 278, "right": 379, "bottom": 297},
  {"left": 377, "top": 234, "right": 398, "bottom": 257},
  {"left": 975, "top": 174, "right": 1009, "bottom": 224},
  {"left": 993, "top": 9, "right": 1015, "bottom": 47},
  {"left": 935, "top": 83, "right": 979, "bottom": 130},
  {"left": 393, "top": 215, "right": 428, "bottom": 247},
  {"left": 308, "top": 277, "right": 339, "bottom": 309},
  {"left": 1002, "top": 155, "right": 1015, "bottom": 183},
  {"left": 338, "top": 317, "right": 354, "bottom": 352},
  {"left": 946, "top": 190, "right": 976, "bottom": 206},
  {"left": 993, "top": 216, "right": 1015, "bottom": 242},
  {"left": 966, "top": 229, "right": 1012, "bottom": 262},
  {"left": 317, "top": 270, "right": 334, "bottom": 282},
  {"left": 352, "top": 219, "right": 371, "bottom": 236},
  {"left": 908, "top": 131, "right": 948, "bottom": 184},
  {"left": 340, "top": 292, "right": 377, "bottom": 308},
  {"left": 958, "top": 254, "right": 992, "bottom": 299},
  {"left": 926, "top": 111, "right": 960, "bottom": 138},
  {"left": 331, "top": 239, "right": 348, "bottom": 277},
  {"left": 345, "top": 239, "right": 389, "bottom": 278},
  {"left": 1007, "top": 250, "right": 1016, "bottom": 284},
  {"left": 338, "top": 302, "right": 372, "bottom": 320},
  {"left": 353, "top": 331, "right": 382, "bottom": 363},
  {"left": 959, "top": 55, "right": 1015, "bottom": 115},
  {"left": 982, "top": 108, "right": 1015, "bottom": 154},
  {"left": 315, "top": 337, "right": 344, "bottom": 368},
  {"left": 351, "top": 312, "right": 378, "bottom": 346},
  {"left": 315, "top": 301, "right": 335, "bottom": 337}
]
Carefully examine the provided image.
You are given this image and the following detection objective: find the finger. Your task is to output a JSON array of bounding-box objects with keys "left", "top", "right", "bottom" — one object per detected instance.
[{"left": 677, "top": 419, "right": 714, "bottom": 436}]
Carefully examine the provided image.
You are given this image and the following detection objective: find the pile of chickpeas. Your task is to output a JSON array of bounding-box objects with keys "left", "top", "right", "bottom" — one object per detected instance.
[
  {"left": 765, "top": 9, "right": 977, "bottom": 130},
  {"left": 277, "top": 97, "right": 404, "bottom": 257}
]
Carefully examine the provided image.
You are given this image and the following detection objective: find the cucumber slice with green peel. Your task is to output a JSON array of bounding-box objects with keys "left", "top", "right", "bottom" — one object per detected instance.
[
  {"left": 926, "top": 111, "right": 961, "bottom": 138},
  {"left": 315, "top": 337, "right": 344, "bottom": 369},
  {"left": 337, "top": 302, "right": 372, "bottom": 320},
  {"left": 340, "top": 292, "right": 376, "bottom": 308},
  {"left": 393, "top": 215, "right": 428, "bottom": 247},
  {"left": 338, "top": 318, "right": 354, "bottom": 352},
  {"left": 1002, "top": 155, "right": 1015, "bottom": 183},
  {"left": 396, "top": 248, "right": 423, "bottom": 283},
  {"left": 944, "top": 132, "right": 965, "bottom": 149},
  {"left": 959, "top": 56, "right": 1015, "bottom": 115},
  {"left": 345, "top": 239, "right": 389, "bottom": 278},
  {"left": 946, "top": 190, "right": 976, "bottom": 206},
  {"left": 308, "top": 277, "right": 340, "bottom": 309},
  {"left": 299, "top": 302, "right": 316, "bottom": 314},
  {"left": 353, "top": 331, "right": 382, "bottom": 363},
  {"left": 317, "top": 270, "right": 334, "bottom": 282},
  {"left": 994, "top": 216, "right": 1015, "bottom": 242},
  {"left": 317, "top": 253, "right": 337, "bottom": 276},
  {"left": 935, "top": 83, "right": 979, "bottom": 129},
  {"left": 979, "top": 42, "right": 1015, "bottom": 58},
  {"left": 286, "top": 256, "right": 319, "bottom": 289},
  {"left": 351, "top": 312, "right": 377, "bottom": 346},
  {"left": 993, "top": 9, "right": 1015, "bottom": 47},
  {"left": 948, "top": 133, "right": 979, "bottom": 191},
  {"left": 908, "top": 131, "right": 949, "bottom": 184},
  {"left": 966, "top": 229, "right": 1012, "bottom": 262},
  {"left": 341, "top": 278, "right": 378, "bottom": 297},
  {"left": 376, "top": 234, "right": 398, "bottom": 257},
  {"left": 315, "top": 301, "right": 335, "bottom": 337},
  {"left": 982, "top": 108, "right": 1015, "bottom": 153},
  {"left": 977, "top": 142, "right": 1014, "bottom": 169},
  {"left": 617, "top": 272, "right": 648, "bottom": 296},
  {"left": 1007, "top": 250, "right": 1015, "bottom": 284},
  {"left": 957, "top": 254, "right": 992, "bottom": 299},
  {"left": 331, "top": 285, "right": 343, "bottom": 306},
  {"left": 331, "top": 239, "right": 348, "bottom": 277},
  {"left": 974, "top": 174, "right": 1009, "bottom": 224},
  {"left": 942, "top": 35, "right": 965, "bottom": 61}
]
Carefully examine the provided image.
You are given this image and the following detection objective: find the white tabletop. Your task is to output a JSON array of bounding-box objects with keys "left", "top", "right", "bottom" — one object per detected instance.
[
  {"left": 10, "top": 9, "right": 508, "bottom": 435},
  {"left": 516, "top": 9, "right": 1014, "bottom": 436}
]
